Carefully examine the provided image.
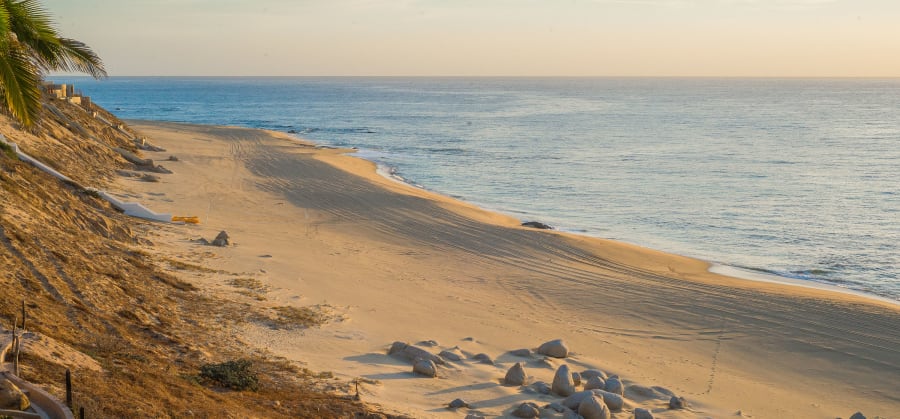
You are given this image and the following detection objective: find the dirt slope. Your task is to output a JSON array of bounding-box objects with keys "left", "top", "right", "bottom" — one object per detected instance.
[{"left": 0, "top": 97, "right": 392, "bottom": 418}]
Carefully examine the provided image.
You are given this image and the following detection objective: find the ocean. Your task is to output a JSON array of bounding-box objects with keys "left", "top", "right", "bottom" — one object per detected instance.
[{"left": 59, "top": 77, "right": 900, "bottom": 302}]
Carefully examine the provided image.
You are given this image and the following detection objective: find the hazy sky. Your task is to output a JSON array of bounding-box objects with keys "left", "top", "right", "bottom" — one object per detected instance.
[{"left": 43, "top": 0, "right": 900, "bottom": 77}]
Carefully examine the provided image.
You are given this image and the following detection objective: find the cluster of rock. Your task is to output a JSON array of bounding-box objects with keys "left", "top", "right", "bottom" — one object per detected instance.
[
  {"left": 502, "top": 339, "right": 688, "bottom": 418},
  {"left": 387, "top": 338, "right": 698, "bottom": 419}
]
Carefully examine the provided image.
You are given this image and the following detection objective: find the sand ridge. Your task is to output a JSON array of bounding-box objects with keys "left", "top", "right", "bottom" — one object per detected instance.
[{"left": 117, "top": 120, "right": 900, "bottom": 418}]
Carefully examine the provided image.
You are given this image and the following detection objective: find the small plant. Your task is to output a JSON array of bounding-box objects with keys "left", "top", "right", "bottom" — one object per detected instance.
[
  {"left": 199, "top": 359, "right": 259, "bottom": 391},
  {"left": 261, "top": 305, "right": 333, "bottom": 330},
  {"left": 0, "top": 141, "right": 16, "bottom": 159}
]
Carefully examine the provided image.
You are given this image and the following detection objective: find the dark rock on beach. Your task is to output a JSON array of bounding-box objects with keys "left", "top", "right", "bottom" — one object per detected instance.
[
  {"left": 211, "top": 230, "right": 230, "bottom": 247},
  {"left": 669, "top": 395, "right": 688, "bottom": 409},
  {"left": 447, "top": 398, "right": 469, "bottom": 409},
  {"left": 521, "top": 221, "right": 553, "bottom": 230}
]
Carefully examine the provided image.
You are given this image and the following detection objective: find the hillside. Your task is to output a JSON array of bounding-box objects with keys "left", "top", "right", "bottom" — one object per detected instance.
[{"left": 0, "top": 95, "right": 391, "bottom": 418}]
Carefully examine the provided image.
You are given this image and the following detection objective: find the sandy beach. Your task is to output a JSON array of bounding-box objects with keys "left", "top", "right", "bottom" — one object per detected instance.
[{"left": 113, "top": 120, "right": 900, "bottom": 418}]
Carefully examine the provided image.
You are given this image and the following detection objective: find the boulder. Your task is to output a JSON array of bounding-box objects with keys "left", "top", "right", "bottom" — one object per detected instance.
[
  {"left": 577, "top": 394, "right": 611, "bottom": 419},
  {"left": 509, "top": 348, "right": 532, "bottom": 357},
  {"left": 447, "top": 398, "right": 469, "bottom": 409},
  {"left": 604, "top": 377, "right": 624, "bottom": 396},
  {"left": 668, "top": 396, "right": 688, "bottom": 409},
  {"left": 562, "top": 391, "right": 596, "bottom": 410},
  {"left": 552, "top": 365, "right": 577, "bottom": 397},
  {"left": 388, "top": 341, "right": 445, "bottom": 365},
  {"left": 512, "top": 402, "right": 542, "bottom": 418},
  {"left": 593, "top": 390, "right": 624, "bottom": 411},
  {"left": 413, "top": 359, "right": 437, "bottom": 377},
  {"left": 584, "top": 376, "right": 605, "bottom": 390},
  {"left": 211, "top": 230, "right": 230, "bottom": 247},
  {"left": 581, "top": 369, "right": 607, "bottom": 381},
  {"left": 0, "top": 378, "right": 30, "bottom": 411},
  {"left": 634, "top": 408, "right": 654, "bottom": 419},
  {"left": 472, "top": 353, "right": 494, "bottom": 365},
  {"left": 504, "top": 362, "right": 528, "bottom": 386},
  {"left": 538, "top": 339, "right": 570, "bottom": 358},
  {"left": 439, "top": 348, "right": 464, "bottom": 362}
]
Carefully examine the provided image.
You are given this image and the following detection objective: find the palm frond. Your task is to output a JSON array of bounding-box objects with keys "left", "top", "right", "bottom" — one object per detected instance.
[
  {"left": 0, "top": 40, "right": 42, "bottom": 127},
  {"left": 0, "top": 5, "right": 10, "bottom": 45},
  {"left": 0, "top": 0, "right": 106, "bottom": 126},
  {"left": 56, "top": 37, "right": 106, "bottom": 78}
]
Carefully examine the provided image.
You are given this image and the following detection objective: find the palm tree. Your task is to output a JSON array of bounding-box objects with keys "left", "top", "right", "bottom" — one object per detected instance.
[{"left": 0, "top": 0, "right": 106, "bottom": 127}]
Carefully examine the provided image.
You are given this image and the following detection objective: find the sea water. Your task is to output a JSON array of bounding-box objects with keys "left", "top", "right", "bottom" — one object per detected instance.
[{"left": 61, "top": 77, "right": 900, "bottom": 301}]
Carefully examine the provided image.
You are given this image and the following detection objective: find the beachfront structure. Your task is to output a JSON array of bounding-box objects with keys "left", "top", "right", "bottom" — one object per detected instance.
[
  {"left": 46, "top": 82, "right": 73, "bottom": 99},
  {"left": 44, "top": 81, "right": 93, "bottom": 110}
]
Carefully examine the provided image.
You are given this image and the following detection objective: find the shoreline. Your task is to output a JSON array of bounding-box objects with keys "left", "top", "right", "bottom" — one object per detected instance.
[
  {"left": 119, "top": 120, "right": 900, "bottom": 417},
  {"left": 318, "top": 138, "right": 899, "bottom": 308}
]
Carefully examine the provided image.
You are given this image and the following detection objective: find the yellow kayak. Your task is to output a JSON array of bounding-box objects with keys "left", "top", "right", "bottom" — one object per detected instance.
[{"left": 171, "top": 216, "right": 200, "bottom": 224}]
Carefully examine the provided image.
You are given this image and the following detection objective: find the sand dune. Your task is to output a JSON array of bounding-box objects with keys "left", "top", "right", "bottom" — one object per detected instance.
[{"left": 119, "top": 121, "right": 899, "bottom": 418}]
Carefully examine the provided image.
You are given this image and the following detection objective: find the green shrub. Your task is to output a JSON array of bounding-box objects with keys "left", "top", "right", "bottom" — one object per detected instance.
[
  {"left": 198, "top": 359, "right": 259, "bottom": 391},
  {"left": 0, "top": 141, "right": 16, "bottom": 159}
]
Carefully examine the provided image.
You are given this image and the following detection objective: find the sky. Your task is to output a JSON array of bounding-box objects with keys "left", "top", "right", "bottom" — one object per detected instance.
[{"left": 43, "top": 0, "right": 900, "bottom": 77}]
